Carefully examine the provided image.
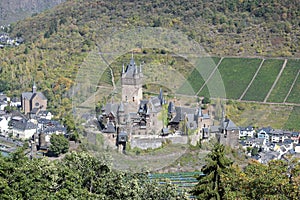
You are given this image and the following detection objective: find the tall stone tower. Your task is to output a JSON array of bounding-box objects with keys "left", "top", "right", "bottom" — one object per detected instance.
[{"left": 121, "top": 55, "right": 143, "bottom": 104}]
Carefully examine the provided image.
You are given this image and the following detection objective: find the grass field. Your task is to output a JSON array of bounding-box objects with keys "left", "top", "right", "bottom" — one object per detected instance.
[
  {"left": 242, "top": 59, "right": 283, "bottom": 101},
  {"left": 267, "top": 59, "right": 300, "bottom": 103},
  {"left": 226, "top": 101, "right": 293, "bottom": 129},
  {"left": 207, "top": 58, "right": 262, "bottom": 99}
]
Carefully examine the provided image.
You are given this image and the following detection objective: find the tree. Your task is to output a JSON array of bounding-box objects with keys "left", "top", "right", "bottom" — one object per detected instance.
[
  {"left": 49, "top": 134, "right": 69, "bottom": 156},
  {"left": 202, "top": 97, "right": 211, "bottom": 104},
  {"left": 191, "top": 143, "right": 232, "bottom": 199}
]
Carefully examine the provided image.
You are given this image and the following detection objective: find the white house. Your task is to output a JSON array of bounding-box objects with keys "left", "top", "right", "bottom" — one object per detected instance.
[
  {"left": 239, "top": 126, "right": 256, "bottom": 139},
  {"left": 0, "top": 116, "right": 10, "bottom": 136},
  {"left": 38, "top": 110, "right": 53, "bottom": 120},
  {"left": 12, "top": 120, "right": 37, "bottom": 140}
]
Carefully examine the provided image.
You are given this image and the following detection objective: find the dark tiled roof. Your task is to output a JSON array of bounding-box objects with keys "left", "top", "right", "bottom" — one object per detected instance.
[
  {"left": 13, "top": 120, "right": 37, "bottom": 131},
  {"left": 43, "top": 126, "right": 67, "bottom": 134},
  {"left": 103, "top": 103, "right": 119, "bottom": 117},
  {"left": 171, "top": 106, "right": 197, "bottom": 123},
  {"left": 21, "top": 92, "right": 33, "bottom": 100},
  {"left": 103, "top": 122, "right": 116, "bottom": 133},
  {"left": 223, "top": 118, "right": 239, "bottom": 131},
  {"left": 22, "top": 91, "right": 47, "bottom": 101}
]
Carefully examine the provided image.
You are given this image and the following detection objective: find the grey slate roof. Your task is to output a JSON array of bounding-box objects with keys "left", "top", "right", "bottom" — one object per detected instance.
[
  {"left": 149, "top": 97, "right": 161, "bottom": 112},
  {"left": 223, "top": 118, "right": 239, "bottom": 131},
  {"left": 103, "top": 103, "right": 119, "bottom": 117},
  {"left": 21, "top": 91, "right": 47, "bottom": 101},
  {"left": 123, "top": 57, "right": 139, "bottom": 78},
  {"left": 171, "top": 106, "right": 197, "bottom": 123},
  {"left": 103, "top": 121, "right": 116, "bottom": 133},
  {"left": 43, "top": 126, "right": 67, "bottom": 134},
  {"left": 13, "top": 120, "right": 37, "bottom": 131}
]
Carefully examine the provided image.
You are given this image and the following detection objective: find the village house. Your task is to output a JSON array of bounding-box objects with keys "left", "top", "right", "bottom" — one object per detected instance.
[
  {"left": 168, "top": 106, "right": 199, "bottom": 134},
  {"left": 12, "top": 119, "right": 37, "bottom": 140},
  {"left": 0, "top": 116, "right": 10, "bottom": 136},
  {"left": 239, "top": 126, "right": 255, "bottom": 139},
  {"left": 291, "top": 132, "right": 300, "bottom": 144}
]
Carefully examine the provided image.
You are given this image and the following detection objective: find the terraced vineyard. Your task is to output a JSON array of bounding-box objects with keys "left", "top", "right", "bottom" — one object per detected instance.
[
  {"left": 285, "top": 60, "right": 300, "bottom": 104},
  {"left": 216, "top": 57, "right": 262, "bottom": 99},
  {"left": 177, "top": 57, "right": 220, "bottom": 96},
  {"left": 149, "top": 171, "right": 202, "bottom": 194},
  {"left": 188, "top": 57, "right": 299, "bottom": 104},
  {"left": 267, "top": 59, "right": 300, "bottom": 103},
  {"left": 242, "top": 59, "right": 284, "bottom": 101}
]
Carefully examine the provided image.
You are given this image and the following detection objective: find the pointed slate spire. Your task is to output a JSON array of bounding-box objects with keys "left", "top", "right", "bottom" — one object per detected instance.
[{"left": 130, "top": 51, "right": 135, "bottom": 66}]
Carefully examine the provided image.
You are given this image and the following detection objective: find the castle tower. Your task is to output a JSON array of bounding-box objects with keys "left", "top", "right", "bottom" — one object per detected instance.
[
  {"left": 121, "top": 54, "right": 143, "bottom": 104},
  {"left": 118, "top": 101, "right": 126, "bottom": 125}
]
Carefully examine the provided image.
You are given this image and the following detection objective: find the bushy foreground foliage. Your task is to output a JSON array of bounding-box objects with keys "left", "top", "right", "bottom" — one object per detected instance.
[
  {"left": 0, "top": 150, "right": 188, "bottom": 200},
  {"left": 192, "top": 143, "right": 300, "bottom": 200}
]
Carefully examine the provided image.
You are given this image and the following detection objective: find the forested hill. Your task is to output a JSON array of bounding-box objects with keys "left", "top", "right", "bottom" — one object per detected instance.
[
  {"left": 0, "top": 0, "right": 65, "bottom": 26},
  {"left": 0, "top": 0, "right": 299, "bottom": 116},
  {"left": 10, "top": 0, "right": 300, "bottom": 57}
]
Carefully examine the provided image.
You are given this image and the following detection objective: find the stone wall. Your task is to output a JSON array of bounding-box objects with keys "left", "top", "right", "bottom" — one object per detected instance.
[{"left": 130, "top": 135, "right": 188, "bottom": 150}]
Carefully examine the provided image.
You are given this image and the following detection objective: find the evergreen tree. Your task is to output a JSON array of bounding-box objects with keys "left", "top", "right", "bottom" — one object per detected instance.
[{"left": 191, "top": 143, "right": 232, "bottom": 200}]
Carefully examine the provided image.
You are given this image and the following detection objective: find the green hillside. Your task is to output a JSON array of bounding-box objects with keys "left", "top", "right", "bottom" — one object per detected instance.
[{"left": 0, "top": 0, "right": 299, "bottom": 118}]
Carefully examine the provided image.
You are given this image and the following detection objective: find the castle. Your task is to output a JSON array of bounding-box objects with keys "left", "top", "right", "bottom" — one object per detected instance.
[
  {"left": 99, "top": 56, "right": 165, "bottom": 149},
  {"left": 99, "top": 55, "right": 239, "bottom": 150}
]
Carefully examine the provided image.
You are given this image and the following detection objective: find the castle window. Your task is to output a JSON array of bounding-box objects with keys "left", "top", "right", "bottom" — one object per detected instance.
[{"left": 133, "top": 97, "right": 135, "bottom": 102}]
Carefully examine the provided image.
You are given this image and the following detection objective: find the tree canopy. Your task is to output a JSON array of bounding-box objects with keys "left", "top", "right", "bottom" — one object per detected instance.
[
  {"left": 0, "top": 151, "right": 188, "bottom": 199},
  {"left": 49, "top": 134, "right": 69, "bottom": 156}
]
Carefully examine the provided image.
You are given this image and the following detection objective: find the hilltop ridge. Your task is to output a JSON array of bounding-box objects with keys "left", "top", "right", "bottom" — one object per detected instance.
[{"left": 0, "top": 0, "right": 65, "bottom": 26}]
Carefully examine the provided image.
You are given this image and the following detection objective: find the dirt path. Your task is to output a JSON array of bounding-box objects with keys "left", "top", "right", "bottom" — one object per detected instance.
[
  {"left": 239, "top": 59, "right": 265, "bottom": 100},
  {"left": 263, "top": 59, "right": 287, "bottom": 102}
]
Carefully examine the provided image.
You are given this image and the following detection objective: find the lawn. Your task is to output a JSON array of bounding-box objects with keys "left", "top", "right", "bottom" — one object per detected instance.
[
  {"left": 267, "top": 59, "right": 300, "bottom": 103},
  {"left": 242, "top": 59, "right": 283, "bottom": 102}
]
